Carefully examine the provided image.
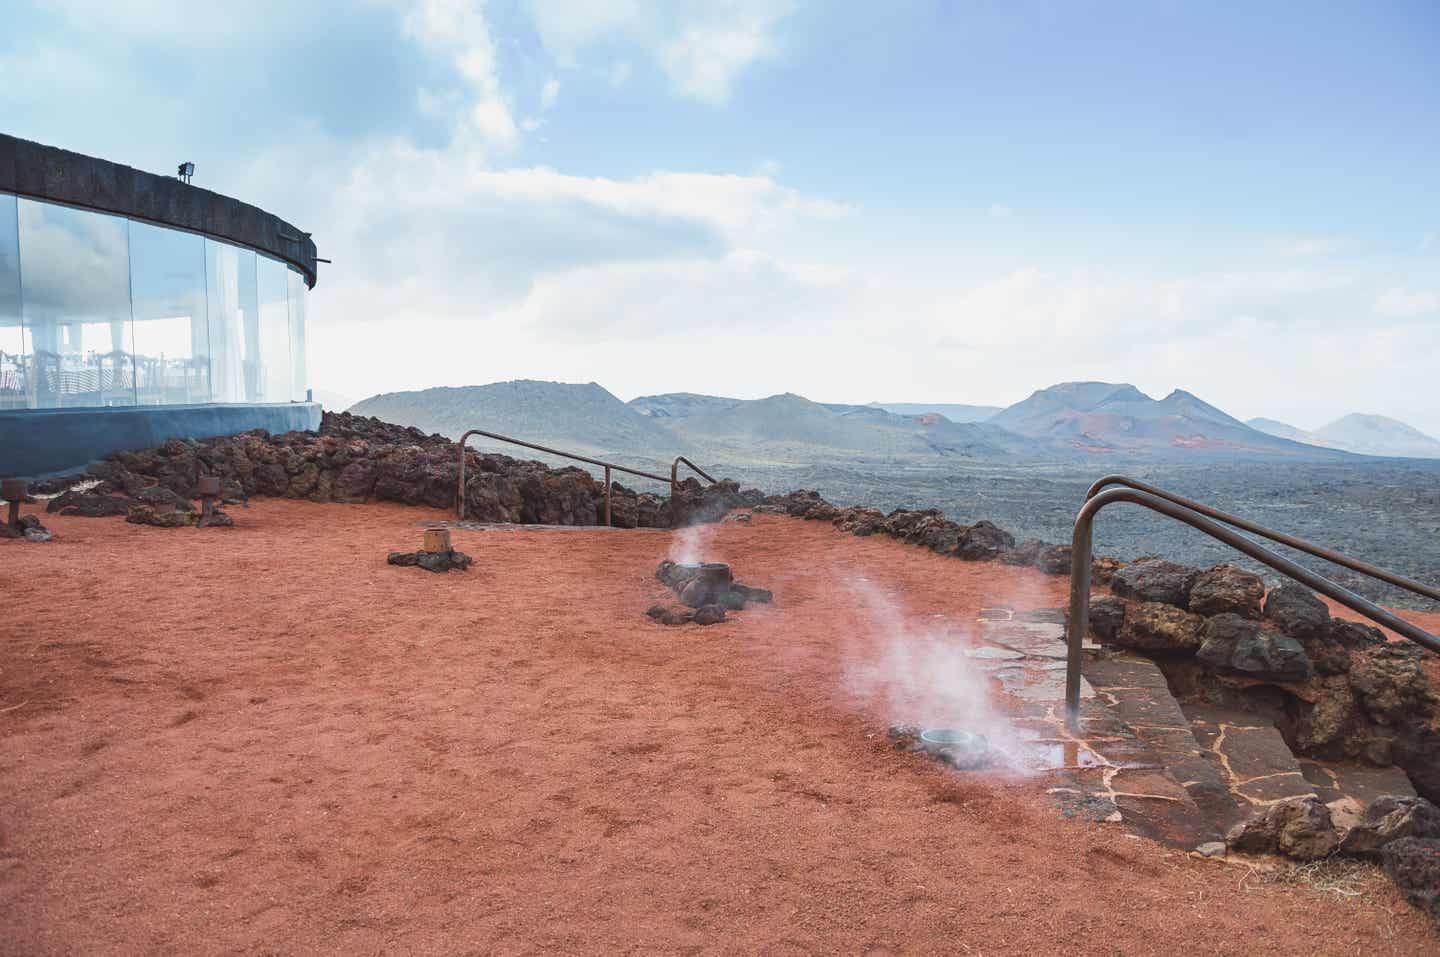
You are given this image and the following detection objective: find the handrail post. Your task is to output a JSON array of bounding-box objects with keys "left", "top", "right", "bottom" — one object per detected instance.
[
  {"left": 1064, "top": 511, "right": 1095, "bottom": 730},
  {"left": 604, "top": 465, "right": 612, "bottom": 527},
  {"left": 670, "top": 459, "right": 680, "bottom": 528}
]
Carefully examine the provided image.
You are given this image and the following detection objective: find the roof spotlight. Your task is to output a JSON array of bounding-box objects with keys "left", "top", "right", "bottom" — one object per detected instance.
[{"left": 177, "top": 161, "right": 195, "bottom": 184}]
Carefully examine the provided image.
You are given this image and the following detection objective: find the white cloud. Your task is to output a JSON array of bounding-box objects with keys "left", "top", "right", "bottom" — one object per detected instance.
[
  {"left": 525, "top": 0, "right": 796, "bottom": 104},
  {"left": 404, "top": 0, "right": 517, "bottom": 149},
  {"left": 1272, "top": 236, "right": 1348, "bottom": 258},
  {"left": 1374, "top": 287, "right": 1440, "bottom": 318},
  {"left": 988, "top": 203, "right": 1013, "bottom": 220},
  {"left": 540, "top": 77, "right": 560, "bottom": 109},
  {"left": 608, "top": 61, "right": 633, "bottom": 88}
]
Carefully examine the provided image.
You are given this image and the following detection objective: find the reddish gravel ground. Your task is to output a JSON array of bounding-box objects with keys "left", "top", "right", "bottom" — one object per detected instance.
[{"left": 1, "top": 500, "right": 1436, "bottom": 955}]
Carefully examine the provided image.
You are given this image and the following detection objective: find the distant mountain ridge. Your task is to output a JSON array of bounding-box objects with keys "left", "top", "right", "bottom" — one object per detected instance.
[
  {"left": 349, "top": 380, "right": 675, "bottom": 456},
  {"left": 1249, "top": 414, "right": 1440, "bottom": 459},
  {"left": 348, "top": 379, "right": 1363, "bottom": 465}
]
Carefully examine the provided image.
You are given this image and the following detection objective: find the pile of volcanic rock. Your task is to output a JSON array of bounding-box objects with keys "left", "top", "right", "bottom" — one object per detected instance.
[
  {"left": 755, "top": 489, "right": 1123, "bottom": 582},
  {"left": 646, "top": 560, "right": 773, "bottom": 626},
  {"left": 1226, "top": 794, "right": 1440, "bottom": 917},
  {"left": 46, "top": 482, "right": 233, "bottom": 528},
  {"left": 29, "top": 412, "right": 765, "bottom": 530},
  {"left": 1078, "top": 557, "right": 1440, "bottom": 809}
]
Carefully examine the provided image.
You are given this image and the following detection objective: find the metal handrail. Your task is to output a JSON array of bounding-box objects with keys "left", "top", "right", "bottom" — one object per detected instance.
[
  {"left": 1064, "top": 486, "right": 1440, "bottom": 729},
  {"left": 455, "top": 428, "right": 714, "bottom": 526},
  {"left": 1086, "top": 475, "right": 1440, "bottom": 604}
]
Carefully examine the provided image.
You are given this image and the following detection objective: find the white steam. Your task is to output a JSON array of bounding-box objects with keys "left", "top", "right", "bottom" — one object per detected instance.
[
  {"left": 668, "top": 522, "right": 717, "bottom": 565},
  {"left": 840, "top": 579, "right": 1030, "bottom": 770}
]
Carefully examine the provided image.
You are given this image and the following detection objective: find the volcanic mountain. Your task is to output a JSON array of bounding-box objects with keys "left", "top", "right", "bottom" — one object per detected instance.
[
  {"left": 991, "top": 381, "right": 1343, "bottom": 457},
  {"left": 349, "top": 380, "right": 675, "bottom": 456}
]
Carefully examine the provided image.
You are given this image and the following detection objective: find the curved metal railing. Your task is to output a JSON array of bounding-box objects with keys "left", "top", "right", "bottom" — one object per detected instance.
[
  {"left": 1085, "top": 475, "right": 1440, "bottom": 604},
  {"left": 455, "top": 428, "right": 714, "bottom": 527},
  {"left": 1064, "top": 485, "right": 1440, "bottom": 729}
]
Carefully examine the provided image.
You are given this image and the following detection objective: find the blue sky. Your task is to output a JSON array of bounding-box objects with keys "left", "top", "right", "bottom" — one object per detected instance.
[{"left": 4, "top": 1, "right": 1438, "bottom": 431}]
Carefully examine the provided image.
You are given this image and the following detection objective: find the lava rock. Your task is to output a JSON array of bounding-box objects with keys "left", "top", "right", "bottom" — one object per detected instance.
[
  {"left": 1116, "top": 601, "right": 1206, "bottom": 652},
  {"left": 1293, "top": 675, "right": 1362, "bottom": 752},
  {"left": 1263, "top": 583, "right": 1330, "bottom": 640},
  {"left": 1035, "top": 544, "right": 1072, "bottom": 576},
  {"left": 646, "top": 604, "right": 695, "bottom": 626},
  {"left": 833, "top": 507, "right": 887, "bottom": 536},
  {"left": 1381, "top": 837, "right": 1440, "bottom": 918},
  {"left": 125, "top": 486, "right": 198, "bottom": 528},
  {"left": 1188, "top": 564, "right": 1265, "bottom": 618},
  {"left": 1339, "top": 796, "right": 1440, "bottom": 859},
  {"left": 1197, "top": 614, "right": 1311, "bottom": 682},
  {"left": 1090, "top": 556, "right": 1124, "bottom": 586},
  {"left": 731, "top": 583, "right": 773, "bottom": 604},
  {"left": 1302, "top": 619, "right": 1386, "bottom": 677},
  {"left": 955, "top": 520, "right": 1015, "bottom": 561},
  {"left": 692, "top": 604, "right": 726, "bottom": 626},
  {"left": 1349, "top": 649, "right": 1433, "bottom": 725},
  {"left": 387, "top": 549, "right": 473, "bottom": 573},
  {"left": 999, "top": 539, "right": 1044, "bottom": 567},
  {"left": 27, "top": 473, "right": 88, "bottom": 495},
  {"left": 197, "top": 509, "right": 235, "bottom": 528},
  {"left": 1087, "top": 596, "right": 1127, "bottom": 642},
  {"left": 1226, "top": 795, "right": 1339, "bottom": 860},
  {"left": 1110, "top": 558, "right": 1199, "bottom": 608},
  {"left": 53, "top": 492, "right": 131, "bottom": 517}
]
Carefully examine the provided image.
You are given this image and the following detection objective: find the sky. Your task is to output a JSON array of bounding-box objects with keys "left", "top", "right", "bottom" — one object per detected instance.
[{"left": 4, "top": 0, "right": 1438, "bottom": 432}]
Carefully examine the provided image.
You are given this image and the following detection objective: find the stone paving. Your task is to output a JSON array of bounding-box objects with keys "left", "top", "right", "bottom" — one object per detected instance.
[{"left": 968, "top": 606, "right": 1420, "bottom": 851}]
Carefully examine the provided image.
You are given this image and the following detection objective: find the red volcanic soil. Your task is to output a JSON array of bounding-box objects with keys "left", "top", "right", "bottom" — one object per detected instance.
[{"left": 2, "top": 501, "right": 1435, "bottom": 955}]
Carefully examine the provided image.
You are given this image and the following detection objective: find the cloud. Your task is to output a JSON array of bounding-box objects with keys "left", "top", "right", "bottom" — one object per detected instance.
[
  {"left": 1374, "top": 287, "right": 1440, "bottom": 318},
  {"left": 988, "top": 203, "right": 1013, "bottom": 220},
  {"left": 1271, "top": 236, "right": 1348, "bottom": 258},
  {"left": 524, "top": 0, "right": 796, "bottom": 104},
  {"left": 403, "top": 0, "right": 517, "bottom": 149}
]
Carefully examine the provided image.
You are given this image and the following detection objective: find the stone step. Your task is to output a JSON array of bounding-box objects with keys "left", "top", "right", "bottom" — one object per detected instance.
[
  {"left": 1081, "top": 652, "right": 1236, "bottom": 840},
  {"left": 972, "top": 619, "right": 1221, "bottom": 849},
  {"left": 987, "top": 612, "right": 1422, "bottom": 849},
  {"left": 1179, "top": 704, "right": 1316, "bottom": 832},
  {"left": 1299, "top": 759, "right": 1417, "bottom": 831}
]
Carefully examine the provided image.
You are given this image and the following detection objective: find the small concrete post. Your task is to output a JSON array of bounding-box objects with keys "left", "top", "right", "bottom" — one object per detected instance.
[
  {"left": 2, "top": 478, "right": 27, "bottom": 530},
  {"left": 196, "top": 475, "right": 221, "bottom": 526},
  {"left": 423, "top": 527, "right": 452, "bottom": 553}
]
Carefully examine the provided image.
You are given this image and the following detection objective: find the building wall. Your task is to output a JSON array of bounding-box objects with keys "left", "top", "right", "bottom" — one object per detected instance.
[{"left": 0, "top": 401, "right": 322, "bottom": 477}]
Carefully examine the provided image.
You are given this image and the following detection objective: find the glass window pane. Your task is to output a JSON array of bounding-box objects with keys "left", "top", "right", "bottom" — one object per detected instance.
[
  {"left": 256, "top": 255, "right": 291, "bottom": 403},
  {"left": 206, "top": 239, "right": 246, "bottom": 403},
  {"left": 17, "top": 197, "right": 134, "bottom": 407},
  {"left": 235, "top": 247, "right": 261, "bottom": 402},
  {"left": 130, "top": 220, "right": 209, "bottom": 405},
  {"left": 0, "top": 193, "right": 25, "bottom": 409},
  {"left": 287, "top": 269, "right": 308, "bottom": 402}
]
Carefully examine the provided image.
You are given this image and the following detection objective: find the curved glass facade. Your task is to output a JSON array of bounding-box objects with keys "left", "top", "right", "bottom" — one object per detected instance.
[{"left": 0, "top": 191, "right": 309, "bottom": 410}]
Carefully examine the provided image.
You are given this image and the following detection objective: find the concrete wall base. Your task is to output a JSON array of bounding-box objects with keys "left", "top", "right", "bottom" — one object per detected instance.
[{"left": 0, "top": 402, "right": 322, "bottom": 478}]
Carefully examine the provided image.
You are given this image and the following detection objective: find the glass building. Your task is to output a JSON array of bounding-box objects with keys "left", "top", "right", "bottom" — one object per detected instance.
[
  {"left": 0, "top": 133, "right": 321, "bottom": 476},
  {"left": 0, "top": 193, "right": 309, "bottom": 410}
]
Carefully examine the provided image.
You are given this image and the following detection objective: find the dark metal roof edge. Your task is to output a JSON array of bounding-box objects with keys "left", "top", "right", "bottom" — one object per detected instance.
[{"left": 0, "top": 132, "right": 318, "bottom": 288}]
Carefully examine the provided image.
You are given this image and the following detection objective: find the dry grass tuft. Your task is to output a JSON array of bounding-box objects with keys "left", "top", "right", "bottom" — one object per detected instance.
[{"left": 1237, "top": 856, "right": 1386, "bottom": 903}]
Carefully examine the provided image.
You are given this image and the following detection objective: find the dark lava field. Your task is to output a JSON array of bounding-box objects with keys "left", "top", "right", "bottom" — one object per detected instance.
[{"left": 712, "top": 457, "right": 1440, "bottom": 612}]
